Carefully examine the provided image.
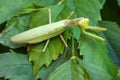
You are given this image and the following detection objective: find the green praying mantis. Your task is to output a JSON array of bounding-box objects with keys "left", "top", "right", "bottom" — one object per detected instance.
[{"left": 11, "top": 9, "right": 106, "bottom": 51}]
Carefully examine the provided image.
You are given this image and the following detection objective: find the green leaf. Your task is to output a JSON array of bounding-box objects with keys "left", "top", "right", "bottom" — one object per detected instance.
[
  {"left": 0, "top": 0, "right": 29, "bottom": 24},
  {"left": 79, "top": 37, "right": 118, "bottom": 79},
  {"left": 33, "top": 0, "right": 59, "bottom": 7},
  {"left": 15, "top": 1, "right": 35, "bottom": 16},
  {"left": 99, "top": 0, "right": 106, "bottom": 7},
  {"left": 0, "top": 15, "right": 31, "bottom": 48},
  {"left": 47, "top": 58, "right": 112, "bottom": 80},
  {"left": 72, "top": 26, "right": 81, "bottom": 40},
  {"left": 99, "top": 21, "right": 120, "bottom": 62},
  {"left": 29, "top": 8, "right": 49, "bottom": 29},
  {"left": 29, "top": 37, "right": 64, "bottom": 75},
  {"left": 82, "top": 61, "right": 112, "bottom": 80},
  {"left": 0, "top": 52, "right": 35, "bottom": 80},
  {"left": 50, "top": 4, "right": 65, "bottom": 21},
  {"left": 116, "top": 68, "right": 120, "bottom": 80},
  {"left": 47, "top": 60, "right": 89, "bottom": 80},
  {"left": 105, "top": 39, "right": 120, "bottom": 66},
  {"left": 117, "top": 0, "right": 120, "bottom": 7},
  {"left": 66, "top": 0, "right": 101, "bottom": 25},
  {"left": 51, "top": 4, "right": 74, "bottom": 21},
  {"left": 37, "top": 54, "right": 68, "bottom": 80}
]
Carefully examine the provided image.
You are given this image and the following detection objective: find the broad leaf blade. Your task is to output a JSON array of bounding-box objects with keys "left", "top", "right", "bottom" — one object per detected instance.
[
  {"left": 0, "top": 52, "right": 34, "bottom": 80},
  {"left": 79, "top": 37, "right": 118, "bottom": 79},
  {"left": 37, "top": 54, "right": 68, "bottom": 80},
  {"left": 47, "top": 59, "right": 112, "bottom": 80},
  {"left": 82, "top": 61, "right": 112, "bottom": 80},
  {"left": 33, "top": 0, "right": 59, "bottom": 7},
  {"left": 0, "top": 15, "right": 31, "bottom": 48},
  {"left": 29, "top": 37, "right": 64, "bottom": 75},
  {"left": 66, "top": 0, "right": 101, "bottom": 25},
  {"left": 47, "top": 60, "right": 89, "bottom": 80},
  {"left": 98, "top": 0, "right": 106, "bottom": 8},
  {"left": 117, "top": 0, "right": 120, "bottom": 7},
  {"left": 29, "top": 8, "right": 49, "bottom": 29},
  {"left": 116, "top": 68, "right": 120, "bottom": 80},
  {"left": 99, "top": 21, "right": 120, "bottom": 59},
  {"left": 105, "top": 39, "right": 120, "bottom": 66},
  {"left": 0, "top": 0, "right": 29, "bottom": 24}
]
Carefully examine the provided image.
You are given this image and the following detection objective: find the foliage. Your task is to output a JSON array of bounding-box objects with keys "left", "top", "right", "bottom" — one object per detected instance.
[
  {"left": 0, "top": 0, "right": 120, "bottom": 80},
  {"left": 0, "top": 51, "right": 34, "bottom": 80},
  {"left": 117, "top": 0, "right": 120, "bottom": 6}
]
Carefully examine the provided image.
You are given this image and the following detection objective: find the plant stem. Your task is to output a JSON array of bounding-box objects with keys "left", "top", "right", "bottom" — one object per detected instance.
[{"left": 72, "top": 37, "right": 74, "bottom": 56}]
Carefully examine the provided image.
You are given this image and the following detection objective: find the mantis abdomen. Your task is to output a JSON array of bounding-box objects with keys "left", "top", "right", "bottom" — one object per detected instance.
[{"left": 11, "top": 20, "right": 68, "bottom": 44}]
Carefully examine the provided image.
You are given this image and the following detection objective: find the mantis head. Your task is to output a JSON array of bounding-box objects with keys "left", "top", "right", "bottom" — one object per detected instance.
[{"left": 78, "top": 18, "right": 89, "bottom": 29}]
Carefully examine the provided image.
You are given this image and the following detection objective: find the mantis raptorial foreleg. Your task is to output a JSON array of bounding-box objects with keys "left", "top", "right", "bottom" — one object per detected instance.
[{"left": 77, "top": 18, "right": 106, "bottom": 41}]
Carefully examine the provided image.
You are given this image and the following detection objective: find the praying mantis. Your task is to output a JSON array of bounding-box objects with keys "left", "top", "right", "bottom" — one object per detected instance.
[{"left": 11, "top": 8, "right": 106, "bottom": 52}]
